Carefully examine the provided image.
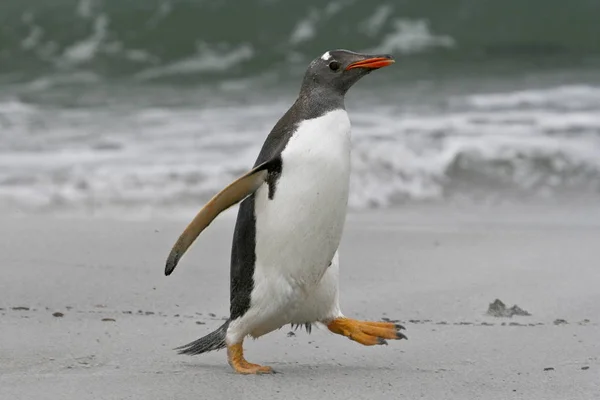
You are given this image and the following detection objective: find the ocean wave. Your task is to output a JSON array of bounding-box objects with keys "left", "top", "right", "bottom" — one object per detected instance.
[
  {"left": 361, "top": 5, "right": 393, "bottom": 37},
  {"left": 1, "top": 82, "right": 600, "bottom": 216},
  {"left": 289, "top": 10, "right": 320, "bottom": 45},
  {"left": 2, "top": 131, "right": 598, "bottom": 216},
  {"left": 25, "top": 72, "right": 102, "bottom": 91},
  {"left": 463, "top": 85, "right": 600, "bottom": 110},
  {"left": 135, "top": 43, "right": 254, "bottom": 81},
  {"left": 59, "top": 14, "right": 109, "bottom": 67},
  {"left": 3, "top": 0, "right": 600, "bottom": 82},
  {"left": 350, "top": 130, "right": 600, "bottom": 208},
  {"left": 366, "top": 18, "right": 455, "bottom": 54}
]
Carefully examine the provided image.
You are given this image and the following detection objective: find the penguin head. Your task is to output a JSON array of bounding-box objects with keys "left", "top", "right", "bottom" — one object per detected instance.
[{"left": 301, "top": 49, "right": 395, "bottom": 96}]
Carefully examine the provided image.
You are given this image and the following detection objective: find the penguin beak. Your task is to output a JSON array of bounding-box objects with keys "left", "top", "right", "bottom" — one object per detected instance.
[{"left": 345, "top": 55, "right": 395, "bottom": 70}]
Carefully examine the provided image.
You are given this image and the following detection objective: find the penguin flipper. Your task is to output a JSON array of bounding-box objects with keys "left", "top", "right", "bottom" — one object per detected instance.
[{"left": 165, "top": 159, "right": 276, "bottom": 276}]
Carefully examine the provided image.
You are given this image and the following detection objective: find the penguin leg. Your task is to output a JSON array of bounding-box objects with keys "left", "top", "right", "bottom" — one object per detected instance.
[
  {"left": 326, "top": 317, "right": 407, "bottom": 345},
  {"left": 227, "top": 341, "right": 274, "bottom": 374}
]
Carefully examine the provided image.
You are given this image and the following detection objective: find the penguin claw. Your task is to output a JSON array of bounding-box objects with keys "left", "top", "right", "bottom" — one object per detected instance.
[
  {"left": 377, "top": 338, "right": 388, "bottom": 345},
  {"left": 395, "top": 323, "right": 406, "bottom": 331},
  {"left": 396, "top": 332, "right": 408, "bottom": 340}
]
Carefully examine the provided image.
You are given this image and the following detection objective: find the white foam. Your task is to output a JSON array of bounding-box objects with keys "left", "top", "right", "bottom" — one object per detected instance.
[
  {"left": 361, "top": 4, "right": 393, "bottom": 36},
  {"left": 26, "top": 71, "right": 100, "bottom": 91},
  {"left": 136, "top": 43, "right": 254, "bottom": 80},
  {"left": 290, "top": 10, "right": 319, "bottom": 45},
  {"left": 60, "top": 14, "right": 108, "bottom": 65},
  {"left": 2, "top": 82, "right": 600, "bottom": 217},
  {"left": 0, "top": 99, "right": 37, "bottom": 114},
  {"left": 368, "top": 18, "right": 455, "bottom": 54},
  {"left": 21, "top": 24, "right": 43, "bottom": 50},
  {"left": 289, "top": 1, "right": 347, "bottom": 46},
  {"left": 464, "top": 85, "right": 600, "bottom": 109}
]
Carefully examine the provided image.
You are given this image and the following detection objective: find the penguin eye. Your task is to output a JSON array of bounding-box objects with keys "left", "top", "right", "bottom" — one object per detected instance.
[{"left": 329, "top": 61, "right": 341, "bottom": 72}]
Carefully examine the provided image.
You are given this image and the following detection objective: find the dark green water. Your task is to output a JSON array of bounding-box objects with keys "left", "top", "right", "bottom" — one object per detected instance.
[
  {"left": 1, "top": 0, "right": 600, "bottom": 217},
  {"left": 2, "top": 0, "right": 600, "bottom": 83}
]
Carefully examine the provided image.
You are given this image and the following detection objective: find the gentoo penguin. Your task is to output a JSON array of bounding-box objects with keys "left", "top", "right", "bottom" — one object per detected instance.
[{"left": 164, "top": 49, "right": 405, "bottom": 374}]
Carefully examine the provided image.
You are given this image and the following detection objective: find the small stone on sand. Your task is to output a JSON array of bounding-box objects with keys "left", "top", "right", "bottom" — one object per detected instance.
[{"left": 486, "top": 299, "right": 531, "bottom": 318}]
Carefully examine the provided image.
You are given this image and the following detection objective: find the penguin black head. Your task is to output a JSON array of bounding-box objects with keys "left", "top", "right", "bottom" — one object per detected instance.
[{"left": 300, "top": 49, "right": 395, "bottom": 96}]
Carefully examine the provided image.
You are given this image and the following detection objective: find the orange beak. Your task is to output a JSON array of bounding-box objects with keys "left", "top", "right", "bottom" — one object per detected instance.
[{"left": 345, "top": 57, "right": 395, "bottom": 70}]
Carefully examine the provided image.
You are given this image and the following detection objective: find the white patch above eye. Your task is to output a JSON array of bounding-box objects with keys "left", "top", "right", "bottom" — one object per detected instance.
[{"left": 321, "top": 51, "right": 331, "bottom": 61}]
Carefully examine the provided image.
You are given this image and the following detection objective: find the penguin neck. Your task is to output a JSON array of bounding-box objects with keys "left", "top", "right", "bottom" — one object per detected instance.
[{"left": 295, "top": 84, "right": 346, "bottom": 119}]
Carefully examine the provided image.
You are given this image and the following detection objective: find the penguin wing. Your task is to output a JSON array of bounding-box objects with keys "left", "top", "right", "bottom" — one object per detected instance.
[{"left": 165, "top": 158, "right": 278, "bottom": 276}]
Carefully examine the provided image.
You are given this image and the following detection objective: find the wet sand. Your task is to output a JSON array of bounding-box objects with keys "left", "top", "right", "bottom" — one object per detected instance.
[{"left": 1, "top": 205, "right": 599, "bottom": 399}]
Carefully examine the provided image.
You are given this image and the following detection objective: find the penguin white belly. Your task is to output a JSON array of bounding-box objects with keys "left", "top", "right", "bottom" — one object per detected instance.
[{"left": 239, "top": 109, "right": 351, "bottom": 338}]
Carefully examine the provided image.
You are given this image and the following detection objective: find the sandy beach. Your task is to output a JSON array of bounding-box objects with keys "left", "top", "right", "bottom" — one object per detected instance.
[{"left": 1, "top": 205, "right": 599, "bottom": 399}]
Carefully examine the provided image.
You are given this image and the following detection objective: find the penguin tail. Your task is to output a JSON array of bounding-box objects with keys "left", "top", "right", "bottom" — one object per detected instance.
[{"left": 175, "top": 320, "right": 230, "bottom": 355}]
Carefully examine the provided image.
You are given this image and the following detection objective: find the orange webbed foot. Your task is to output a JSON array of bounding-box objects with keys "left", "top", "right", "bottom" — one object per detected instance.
[
  {"left": 227, "top": 343, "right": 274, "bottom": 374},
  {"left": 326, "top": 317, "right": 407, "bottom": 345}
]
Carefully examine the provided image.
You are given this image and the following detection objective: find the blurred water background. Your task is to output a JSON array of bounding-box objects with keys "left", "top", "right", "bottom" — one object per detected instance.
[{"left": 1, "top": 0, "right": 600, "bottom": 218}]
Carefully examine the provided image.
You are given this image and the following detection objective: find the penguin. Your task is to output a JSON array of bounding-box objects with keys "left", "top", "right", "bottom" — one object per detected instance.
[{"left": 164, "top": 49, "right": 406, "bottom": 374}]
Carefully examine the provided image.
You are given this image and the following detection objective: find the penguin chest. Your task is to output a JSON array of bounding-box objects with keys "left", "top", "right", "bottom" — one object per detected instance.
[{"left": 253, "top": 109, "right": 351, "bottom": 294}]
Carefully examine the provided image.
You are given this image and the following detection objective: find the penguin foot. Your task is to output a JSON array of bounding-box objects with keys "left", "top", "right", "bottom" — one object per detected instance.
[
  {"left": 227, "top": 343, "right": 274, "bottom": 375},
  {"left": 326, "top": 317, "right": 407, "bottom": 345}
]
